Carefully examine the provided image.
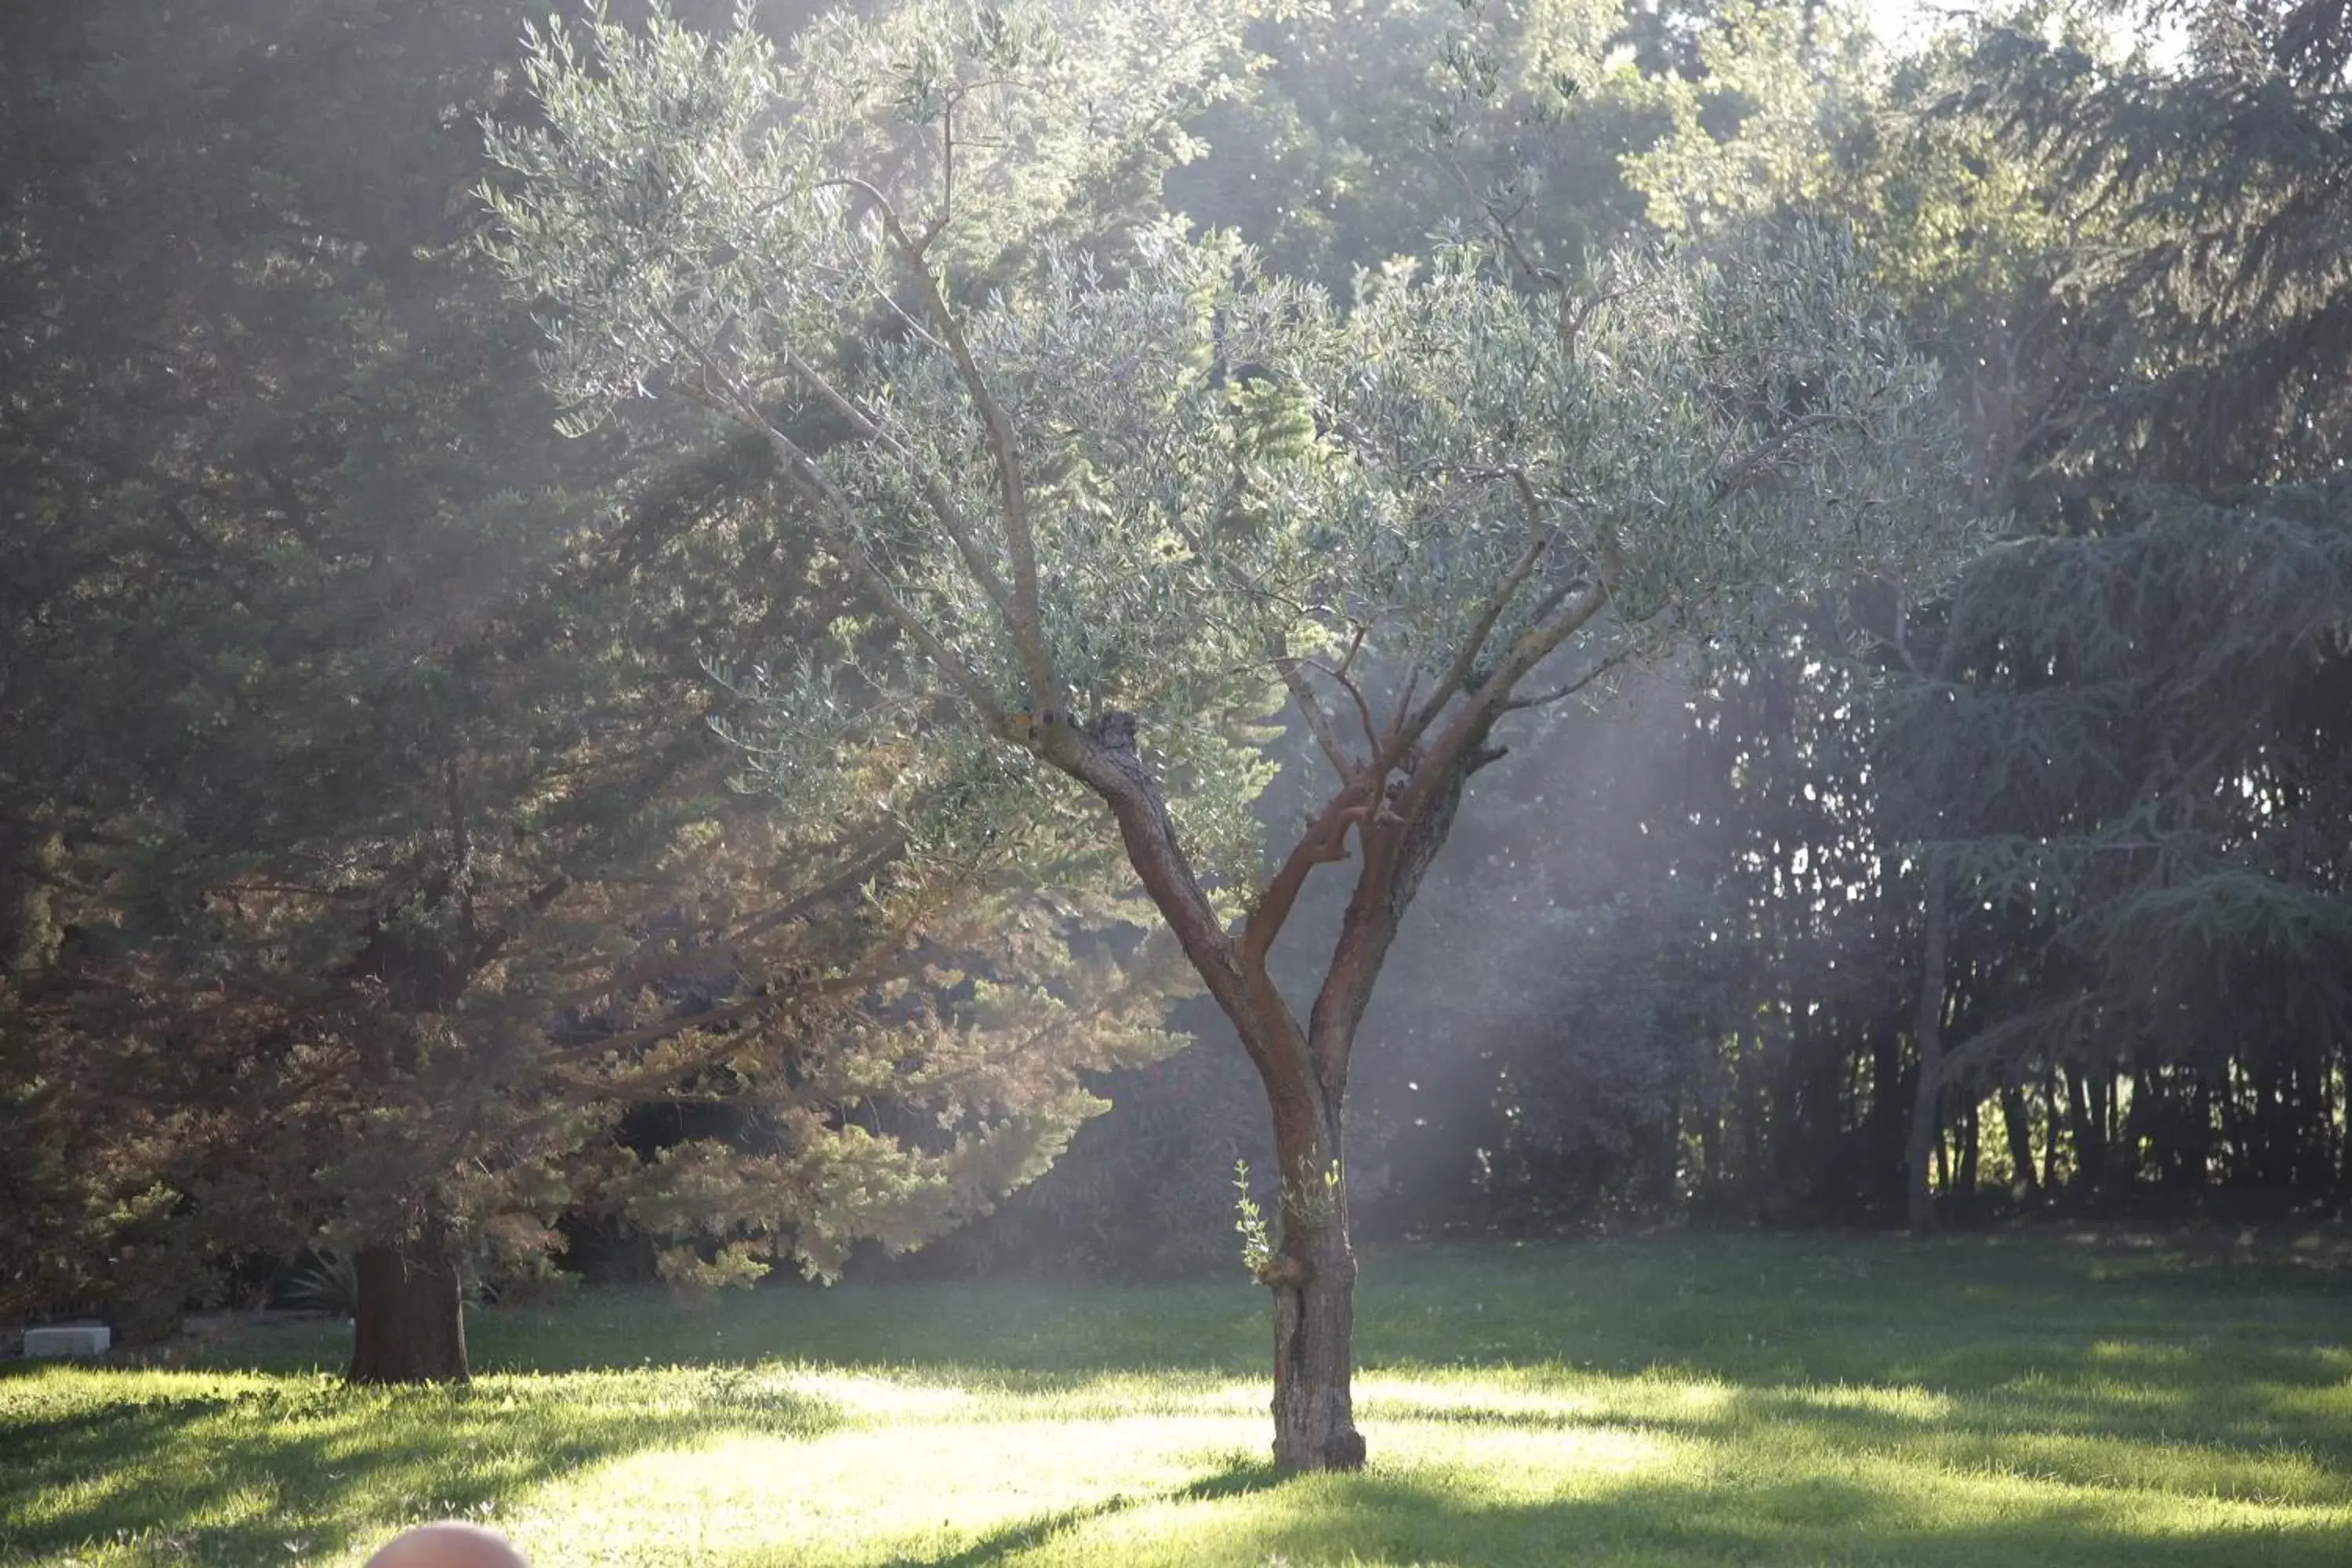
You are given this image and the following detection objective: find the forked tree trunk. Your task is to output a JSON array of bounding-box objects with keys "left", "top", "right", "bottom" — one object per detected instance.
[
  {"left": 1034, "top": 697, "right": 1515, "bottom": 1473},
  {"left": 348, "top": 1225, "right": 469, "bottom": 1385}
]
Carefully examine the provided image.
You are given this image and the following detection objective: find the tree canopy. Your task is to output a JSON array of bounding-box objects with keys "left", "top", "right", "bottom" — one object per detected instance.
[{"left": 480, "top": 0, "right": 1970, "bottom": 1465}]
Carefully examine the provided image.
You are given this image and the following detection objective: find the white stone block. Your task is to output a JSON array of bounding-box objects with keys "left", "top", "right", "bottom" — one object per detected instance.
[{"left": 24, "top": 1325, "right": 111, "bottom": 1357}]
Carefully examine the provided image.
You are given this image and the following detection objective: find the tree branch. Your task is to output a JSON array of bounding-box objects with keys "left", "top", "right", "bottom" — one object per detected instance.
[
  {"left": 547, "top": 830, "right": 903, "bottom": 1011},
  {"left": 823, "top": 176, "right": 1057, "bottom": 704},
  {"left": 1402, "top": 577, "right": 1612, "bottom": 826},
  {"left": 778, "top": 347, "right": 1022, "bottom": 630},
  {"left": 1501, "top": 644, "right": 1636, "bottom": 712},
  {"left": 1715, "top": 410, "right": 1846, "bottom": 497},
  {"left": 658, "top": 325, "right": 1007, "bottom": 726},
  {"left": 1027, "top": 710, "right": 1240, "bottom": 996},
  {"left": 1399, "top": 470, "right": 1555, "bottom": 756},
  {"left": 1298, "top": 657, "right": 1381, "bottom": 761},
  {"left": 1243, "top": 786, "right": 1373, "bottom": 967},
  {"left": 543, "top": 959, "right": 907, "bottom": 1073},
  {"left": 1305, "top": 727, "right": 1504, "bottom": 1098},
  {"left": 1271, "top": 633, "right": 1358, "bottom": 779}
]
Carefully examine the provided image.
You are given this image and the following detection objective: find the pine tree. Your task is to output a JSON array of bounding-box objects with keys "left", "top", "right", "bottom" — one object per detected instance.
[{"left": 0, "top": 0, "right": 1187, "bottom": 1374}]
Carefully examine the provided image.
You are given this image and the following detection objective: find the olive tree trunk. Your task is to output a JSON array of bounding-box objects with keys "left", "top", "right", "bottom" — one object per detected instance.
[
  {"left": 1250, "top": 1042, "right": 1367, "bottom": 1472},
  {"left": 1268, "top": 1196, "right": 1364, "bottom": 1470},
  {"left": 347, "top": 1225, "right": 469, "bottom": 1385},
  {"left": 1036, "top": 704, "right": 1510, "bottom": 1472}
]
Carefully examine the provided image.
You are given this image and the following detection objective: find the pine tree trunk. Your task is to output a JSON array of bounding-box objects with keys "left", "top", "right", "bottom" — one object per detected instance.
[
  {"left": 2337, "top": 1050, "right": 2351, "bottom": 1208},
  {"left": 1252, "top": 1065, "right": 1367, "bottom": 1473},
  {"left": 1905, "top": 862, "right": 1949, "bottom": 1234},
  {"left": 2297, "top": 1063, "right": 2328, "bottom": 1191},
  {"left": 348, "top": 1226, "right": 468, "bottom": 1385},
  {"left": 1869, "top": 1026, "right": 1911, "bottom": 1211},
  {"left": 2066, "top": 1069, "right": 2100, "bottom": 1192},
  {"left": 1955, "top": 1102, "right": 1980, "bottom": 1200},
  {"left": 2125, "top": 1065, "right": 2155, "bottom": 1185},
  {"left": 1999, "top": 1077, "right": 2039, "bottom": 1198},
  {"left": 2107, "top": 1081, "right": 2126, "bottom": 1189},
  {"left": 2042, "top": 1068, "right": 2063, "bottom": 1190},
  {"left": 2182, "top": 1075, "right": 2214, "bottom": 1187}
]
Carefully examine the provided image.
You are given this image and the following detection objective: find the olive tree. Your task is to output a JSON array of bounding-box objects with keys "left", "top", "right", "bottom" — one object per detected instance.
[{"left": 485, "top": 0, "right": 1969, "bottom": 1469}]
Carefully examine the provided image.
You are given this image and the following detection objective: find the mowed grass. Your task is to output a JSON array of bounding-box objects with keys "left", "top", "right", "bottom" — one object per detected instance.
[{"left": 5, "top": 1232, "right": 2350, "bottom": 1566}]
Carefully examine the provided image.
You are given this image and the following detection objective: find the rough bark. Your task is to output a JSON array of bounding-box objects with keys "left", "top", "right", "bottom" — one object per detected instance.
[
  {"left": 1033, "top": 709, "right": 1363, "bottom": 1466},
  {"left": 348, "top": 1225, "right": 469, "bottom": 1385},
  {"left": 1268, "top": 1196, "right": 1365, "bottom": 1472},
  {"left": 1229, "top": 1002, "right": 1367, "bottom": 1472}
]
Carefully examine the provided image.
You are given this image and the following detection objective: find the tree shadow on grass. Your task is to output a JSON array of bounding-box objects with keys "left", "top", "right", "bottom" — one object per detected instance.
[
  {"left": 880, "top": 1460, "right": 1287, "bottom": 1568},
  {"left": 747, "top": 1443, "right": 2352, "bottom": 1568},
  {"left": 0, "top": 1368, "right": 842, "bottom": 1566},
  {"left": 1200, "top": 1465, "right": 2352, "bottom": 1568}
]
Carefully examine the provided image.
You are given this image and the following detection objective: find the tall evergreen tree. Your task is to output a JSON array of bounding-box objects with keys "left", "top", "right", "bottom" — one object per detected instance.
[{"left": 0, "top": 0, "right": 1184, "bottom": 1377}]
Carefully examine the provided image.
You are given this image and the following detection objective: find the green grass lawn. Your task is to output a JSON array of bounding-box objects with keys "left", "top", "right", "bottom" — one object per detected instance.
[{"left": 5, "top": 1230, "right": 2350, "bottom": 1566}]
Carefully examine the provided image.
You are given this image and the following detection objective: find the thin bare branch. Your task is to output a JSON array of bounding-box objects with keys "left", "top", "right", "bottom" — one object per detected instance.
[
  {"left": 1334, "top": 623, "right": 1366, "bottom": 682},
  {"left": 1715, "top": 410, "right": 1845, "bottom": 496},
  {"left": 1501, "top": 644, "right": 1636, "bottom": 711},
  {"left": 823, "top": 176, "right": 1057, "bottom": 704},
  {"left": 1298, "top": 659, "right": 1381, "bottom": 760},
  {"left": 779, "top": 347, "right": 1020, "bottom": 623},
  {"left": 1387, "top": 664, "right": 1421, "bottom": 743},
  {"left": 1403, "top": 576, "right": 1613, "bottom": 822},
  {"left": 1274, "top": 642, "right": 1358, "bottom": 779},
  {"left": 1400, "top": 474, "right": 1555, "bottom": 753},
  {"left": 1436, "top": 149, "right": 1560, "bottom": 296},
  {"left": 1559, "top": 281, "right": 1627, "bottom": 356}
]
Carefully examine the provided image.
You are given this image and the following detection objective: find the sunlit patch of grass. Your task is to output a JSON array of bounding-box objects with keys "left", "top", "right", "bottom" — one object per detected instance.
[
  {"left": 488, "top": 1411, "right": 1674, "bottom": 1567},
  {"left": 5, "top": 1229, "right": 2350, "bottom": 1566},
  {"left": 0, "top": 1366, "right": 840, "bottom": 1565},
  {"left": 501, "top": 1418, "right": 1269, "bottom": 1566}
]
